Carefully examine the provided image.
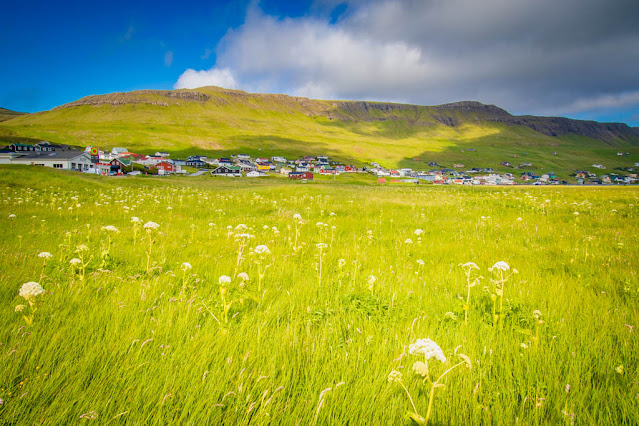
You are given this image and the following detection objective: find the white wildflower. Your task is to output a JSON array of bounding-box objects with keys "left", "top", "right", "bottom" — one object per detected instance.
[
  {"left": 8, "top": 214, "right": 16, "bottom": 219},
  {"left": 131, "top": 217, "right": 141, "bottom": 223},
  {"left": 70, "top": 258, "right": 81, "bottom": 265},
  {"left": 293, "top": 214, "right": 302, "bottom": 220},
  {"left": 404, "top": 238, "right": 413, "bottom": 244},
  {"left": 181, "top": 262, "right": 192, "bottom": 271},
  {"left": 417, "top": 259, "right": 425, "bottom": 266},
  {"left": 254, "top": 245, "right": 271, "bottom": 255},
  {"left": 316, "top": 243, "right": 328, "bottom": 249},
  {"left": 38, "top": 252, "right": 53, "bottom": 258},
  {"left": 461, "top": 262, "right": 479, "bottom": 270},
  {"left": 218, "top": 275, "right": 231, "bottom": 285},
  {"left": 144, "top": 221, "right": 160, "bottom": 230},
  {"left": 414, "top": 229, "right": 424, "bottom": 236},
  {"left": 103, "top": 225, "right": 119, "bottom": 233},
  {"left": 533, "top": 310, "right": 542, "bottom": 320},
  {"left": 490, "top": 261, "right": 510, "bottom": 271},
  {"left": 412, "top": 361, "right": 429, "bottom": 377},
  {"left": 408, "top": 338, "right": 447, "bottom": 363},
  {"left": 15, "top": 304, "right": 27, "bottom": 312},
  {"left": 19, "top": 282, "right": 45, "bottom": 301},
  {"left": 387, "top": 370, "right": 403, "bottom": 383},
  {"left": 338, "top": 259, "right": 346, "bottom": 268},
  {"left": 237, "top": 272, "right": 249, "bottom": 281},
  {"left": 367, "top": 275, "right": 376, "bottom": 285}
]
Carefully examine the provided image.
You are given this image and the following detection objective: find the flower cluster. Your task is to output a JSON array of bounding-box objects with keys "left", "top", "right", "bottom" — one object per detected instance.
[
  {"left": 19, "top": 281, "right": 46, "bottom": 301},
  {"left": 408, "top": 338, "right": 447, "bottom": 363}
]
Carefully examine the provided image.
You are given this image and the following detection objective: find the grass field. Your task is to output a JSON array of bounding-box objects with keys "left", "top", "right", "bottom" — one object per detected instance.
[{"left": 1, "top": 166, "right": 638, "bottom": 424}]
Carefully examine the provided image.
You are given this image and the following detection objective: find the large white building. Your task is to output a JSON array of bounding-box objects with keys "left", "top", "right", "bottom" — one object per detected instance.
[{"left": 10, "top": 150, "right": 96, "bottom": 172}]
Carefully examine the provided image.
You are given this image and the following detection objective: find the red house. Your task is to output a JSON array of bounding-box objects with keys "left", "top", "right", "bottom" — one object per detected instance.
[
  {"left": 288, "top": 171, "right": 313, "bottom": 180},
  {"left": 154, "top": 161, "right": 177, "bottom": 173}
]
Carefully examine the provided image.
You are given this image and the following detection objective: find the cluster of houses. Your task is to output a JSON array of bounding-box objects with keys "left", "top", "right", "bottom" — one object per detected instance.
[{"left": 1, "top": 141, "right": 637, "bottom": 185}]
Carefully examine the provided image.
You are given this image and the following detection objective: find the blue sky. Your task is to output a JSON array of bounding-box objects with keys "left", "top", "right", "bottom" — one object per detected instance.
[{"left": 2, "top": 0, "right": 639, "bottom": 126}]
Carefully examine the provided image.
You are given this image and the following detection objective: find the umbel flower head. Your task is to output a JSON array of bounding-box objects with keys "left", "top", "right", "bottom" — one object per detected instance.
[
  {"left": 19, "top": 282, "right": 45, "bottom": 301},
  {"left": 143, "top": 221, "right": 160, "bottom": 230},
  {"left": 461, "top": 262, "right": 479, "bottom": 271},
  {"left": 387, "top": 370, "right": 403, "bottom": 383},
  {"left": 103, "top": 225, "right": 119, "bottom": 233},
  {"left": 69, "top": 258, "right": 81, "bottom": 265},
  {"left": 219, "top": 275, "right": 231, "bottom": 285},
  {"left": 254, "top": 245, "right": 271, "bottom": 255},
  {"left": 38, "top": 252, "right": 53, "bottom": 259},
  {"left": 490, "top": 261, "right": 510, "bottom": 272},
  {"left": 181, "top": 262, "right": 192, "bottom": 271},
  {"left": 409, "top": 338, "right": 447, "bottom": 363}
]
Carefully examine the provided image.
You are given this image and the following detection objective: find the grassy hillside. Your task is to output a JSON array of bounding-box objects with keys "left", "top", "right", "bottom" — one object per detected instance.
[
  {"left": 1, "top": 87, "right": 638, "bottom": 178},
  {"left": 0, "top": 107, "right": 27, "bottom": 122}
]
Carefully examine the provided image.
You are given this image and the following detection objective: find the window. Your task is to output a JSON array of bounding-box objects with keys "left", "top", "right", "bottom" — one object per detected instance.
[{"left": 53, "top": 164, "right": 63, "bottom": 169}]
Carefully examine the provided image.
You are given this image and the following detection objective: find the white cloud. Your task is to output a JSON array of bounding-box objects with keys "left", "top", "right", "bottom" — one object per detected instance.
[
  {"left": 560, "top": 91, "right": 639, "bottom": 113},
  {"left": 174, "top": 0, "right": 639, "bottom": 118},
  {"left": 174, "top": 67, "right": 239, "bottom": 89},
  {"left": 164, "top": 51, "right": 174, "bottom": 67}
]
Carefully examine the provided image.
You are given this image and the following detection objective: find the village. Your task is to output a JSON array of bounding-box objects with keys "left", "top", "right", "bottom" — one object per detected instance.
[{"left": 0, "top": 141, "right": 637, "bottom": 185}]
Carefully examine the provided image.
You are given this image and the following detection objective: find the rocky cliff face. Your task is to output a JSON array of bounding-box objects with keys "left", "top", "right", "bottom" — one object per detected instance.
[
  {"left": 434, "top": 101, "right": 639, "bottom": 144},
  {"left": 54, "top": 90, "right": 210, "bottom": 109}
]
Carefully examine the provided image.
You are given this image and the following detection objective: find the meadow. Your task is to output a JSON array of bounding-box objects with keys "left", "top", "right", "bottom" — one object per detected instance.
[{"left": 0, "top": 166, "right": 638, "bottom": 424}]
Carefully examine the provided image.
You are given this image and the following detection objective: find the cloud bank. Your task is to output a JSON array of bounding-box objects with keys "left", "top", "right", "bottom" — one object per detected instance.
[{"left": 175, "top": 0, "right": 639, "bottom": 119}]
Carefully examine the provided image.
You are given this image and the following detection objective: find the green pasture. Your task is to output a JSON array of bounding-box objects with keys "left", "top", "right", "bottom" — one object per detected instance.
[{"left": 0, "top": 166, "right": 637, "bottom": 424}]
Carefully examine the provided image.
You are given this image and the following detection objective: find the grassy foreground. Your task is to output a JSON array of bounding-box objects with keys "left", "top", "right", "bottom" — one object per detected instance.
[{"left": 0, "top": 167, "right": 638, "bottom": 424}]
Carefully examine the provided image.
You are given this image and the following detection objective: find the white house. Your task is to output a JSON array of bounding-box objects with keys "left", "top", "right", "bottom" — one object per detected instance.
[
  {"left": 272, "top": 156, "right": 287, "bottom": 163},
  {"left": 246, "top": 171, "right": 266, "bottom": 177},
  {"left": 111, "top": 147, "right": 128, "bottom": 156}
]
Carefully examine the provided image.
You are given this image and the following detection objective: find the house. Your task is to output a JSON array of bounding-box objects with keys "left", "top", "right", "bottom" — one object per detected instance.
[
  {"left": 35, "top": 141, "right": 57, "bottom": 152},
  {"left": 9, "top": 143, "right": 36, "bottom": 152},
  {"left": 279, "top": 167, "right": 293, "bottom": 176},
  {"left": 111, "top": 147, "right": 128, "bottom": 156},
  {"left": 500, "top": 162, "right": 512, "bottom": 167},
  {"left": 272, "top": 156, "right": 287, "bottom": 163},
  {"left": 211, "top": 166, "right": 242, "bottom": 177},
  {"left": 218, "top": 158, "right": 233, "bottom": 166},
  {"left": 453, "top": 163, "right": 464, "bottom": 168},
  {"left": 186, "top": 156, "right": 207, "bottom": 168},
  {"left": 319, "top": 168, "right": 339, "bottom": 175},
  {"left": 155, "top": 152, "right": 170, "bottom": 158},
  {"left": 246, "top": 171, "right": 266, "bottom": 177},
  {"left": 10, "top": 150, "right": 95, "bottom": 172},
  {"left": 256, "top": 163, "right": 270, "bottom": 171},
  {"left": 154, "top": 161, "right": 181, "bottom": 174},
  {"left": 289, "top": 171, "right": 313, "bottom": 180},
  {"left": 109, "top": 158, "right": 132, "bottom": 174},
  {"left": 236, "top": 154, "right": 251, "bottom": 160},
  {"left": 344, "top": 166, "right": 358, "bottom": 172},
  {"left": 238, "top": 162, "right": 257, "bottom": 172}
]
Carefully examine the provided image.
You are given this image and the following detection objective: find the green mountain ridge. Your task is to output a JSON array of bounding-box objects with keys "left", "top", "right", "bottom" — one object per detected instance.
[
  {"left": 1, "top": 86, "right": 638, "bottom": 177},
  {"left": 0, "top": 107, "right": 27, "bottom": 122}
]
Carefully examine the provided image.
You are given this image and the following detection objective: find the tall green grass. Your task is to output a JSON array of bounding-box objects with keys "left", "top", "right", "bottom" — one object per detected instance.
[{"left": 0, "top": 166, "right": 637, "bottom": 424}]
